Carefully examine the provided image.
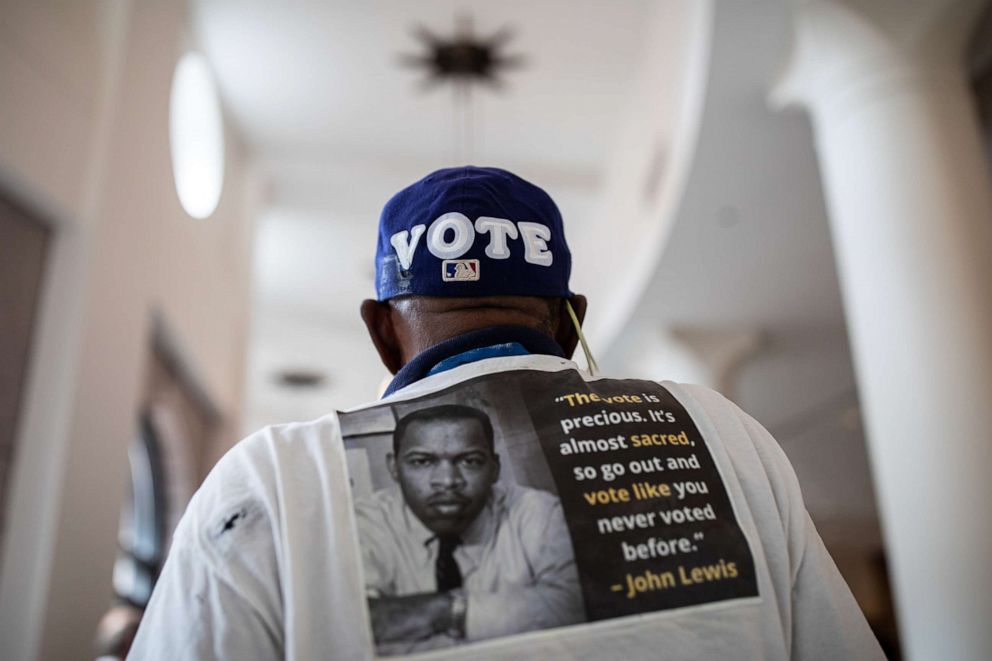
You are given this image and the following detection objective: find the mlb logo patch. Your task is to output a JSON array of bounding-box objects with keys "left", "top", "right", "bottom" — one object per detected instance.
[{"left": 442, "top": 259, "right": 480, "bottom": 282}]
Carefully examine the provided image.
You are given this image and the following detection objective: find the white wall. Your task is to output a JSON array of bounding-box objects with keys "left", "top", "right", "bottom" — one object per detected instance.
[
  {"left": 0, "top": 2, "right": 255, "bottom": 659},
  {"left": 571, "top": 0, "right": 714, "bottom": 351}
]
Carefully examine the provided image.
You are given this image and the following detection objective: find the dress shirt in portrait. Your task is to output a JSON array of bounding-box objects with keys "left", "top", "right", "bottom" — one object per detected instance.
[{"left": 354, "top": 481, "right": 585, "bottom": 643}]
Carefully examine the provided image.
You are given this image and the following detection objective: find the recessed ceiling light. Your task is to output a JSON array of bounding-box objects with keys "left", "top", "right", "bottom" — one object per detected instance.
[{"left": 275, "top": 369, "right": 328, "bottom": 389}]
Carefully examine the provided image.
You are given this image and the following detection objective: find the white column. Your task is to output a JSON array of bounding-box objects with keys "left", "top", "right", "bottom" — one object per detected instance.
[{"left": 774, "top": 1, "right": 992, "bottom": 659}]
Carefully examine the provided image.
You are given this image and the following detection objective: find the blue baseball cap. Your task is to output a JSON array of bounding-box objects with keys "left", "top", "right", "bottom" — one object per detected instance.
[{"left": 375, "top": 166, "right": 572, "bottom": 300}]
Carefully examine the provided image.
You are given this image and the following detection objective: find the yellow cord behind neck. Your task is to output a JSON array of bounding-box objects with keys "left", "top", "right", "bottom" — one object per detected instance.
[{"left": 566, "top": 299, "right": 599, "bottom": 376}]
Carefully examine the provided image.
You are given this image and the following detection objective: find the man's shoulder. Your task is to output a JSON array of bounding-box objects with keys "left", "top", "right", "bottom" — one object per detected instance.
[
  {"left": 639, "top": 380, "right": 791, "bottom": 464},
  {"left": 174, "top": 413, "right": 345, "bottom": 553},
  {"left": 213, "top": 412, "right": 343, "bottom": 479}
]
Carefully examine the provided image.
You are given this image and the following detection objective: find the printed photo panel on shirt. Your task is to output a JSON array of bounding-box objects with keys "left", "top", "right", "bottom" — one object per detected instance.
[{"left": 339, "top": 369, "right": 759, "bottom": 657}]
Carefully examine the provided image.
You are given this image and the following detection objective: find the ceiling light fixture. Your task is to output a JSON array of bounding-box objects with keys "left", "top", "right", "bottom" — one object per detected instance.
[
  {"left": 169, "top": 51, "right": 225, "bottom": 220},
  {"left": 400, "top": 15, "right": 525, "bottom": 162},
  {"left": 400, "top": 15, "right": 524, "bottom": 90}
]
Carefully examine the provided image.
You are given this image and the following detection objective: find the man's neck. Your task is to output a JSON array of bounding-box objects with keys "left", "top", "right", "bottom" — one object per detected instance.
[{"left": 382, "top": 325, "right": 565, "bottom": 397}]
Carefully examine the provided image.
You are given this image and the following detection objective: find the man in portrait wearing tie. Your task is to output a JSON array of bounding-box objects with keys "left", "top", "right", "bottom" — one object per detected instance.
[{"left": 353, "top": 404, "right": 584, "bottom": 652}]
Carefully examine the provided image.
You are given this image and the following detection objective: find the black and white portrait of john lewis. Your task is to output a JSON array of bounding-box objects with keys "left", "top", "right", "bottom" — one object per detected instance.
[{"left": 342, "top": 396, "right": 585, "bottom": 655}]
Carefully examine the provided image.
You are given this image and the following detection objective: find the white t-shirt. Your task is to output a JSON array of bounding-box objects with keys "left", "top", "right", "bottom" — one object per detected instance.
[{"left": 129, "top": 354, "right": 884, "bottom": 661}]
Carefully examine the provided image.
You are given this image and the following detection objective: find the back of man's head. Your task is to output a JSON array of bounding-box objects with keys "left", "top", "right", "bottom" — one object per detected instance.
[
  {"left": 360, "top": 166, "right": 587, "bottom": 373},
  {"left": 374, "top": 166, "right": 571, "bottom": 301}
]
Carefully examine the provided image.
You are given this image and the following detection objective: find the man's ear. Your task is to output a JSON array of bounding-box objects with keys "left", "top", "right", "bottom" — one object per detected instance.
[
  {"left": 361, "top": 299, "right": 403, "bottom": 375},
  {"left": 554, "top": 294, "right": 587, "bottom": 359},
  {"left": 386, "top": 451, "right": 399, "bottom": 482}
]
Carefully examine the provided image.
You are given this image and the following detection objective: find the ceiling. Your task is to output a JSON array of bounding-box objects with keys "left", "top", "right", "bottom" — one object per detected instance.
[{"left": 195, "top": 0, "right": 658, "bottom": 175}]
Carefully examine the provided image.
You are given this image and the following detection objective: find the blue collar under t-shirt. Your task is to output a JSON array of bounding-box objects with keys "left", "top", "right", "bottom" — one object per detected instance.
[{"left": 381, "top": 325, "right": 566, "bottom": 397}]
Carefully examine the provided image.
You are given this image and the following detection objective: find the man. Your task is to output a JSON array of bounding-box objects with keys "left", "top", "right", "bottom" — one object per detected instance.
[
  {"left": 130, "top": 166, "right": 884, "bottom": 660},
  {"left": 355, "top": 405, "right": 582, "bottom": 652}
]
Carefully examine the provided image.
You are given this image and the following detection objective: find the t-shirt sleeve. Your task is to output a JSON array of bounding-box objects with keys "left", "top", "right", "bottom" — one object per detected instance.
[
  {"left": 127, "top": 535, "right": 280, "bottom": 661},
  {"left": 127, "top": 440, "right": 284, "bottom": 660},
  {"left": 734, "top": 407, "right": 886, "bottom": 661}
]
